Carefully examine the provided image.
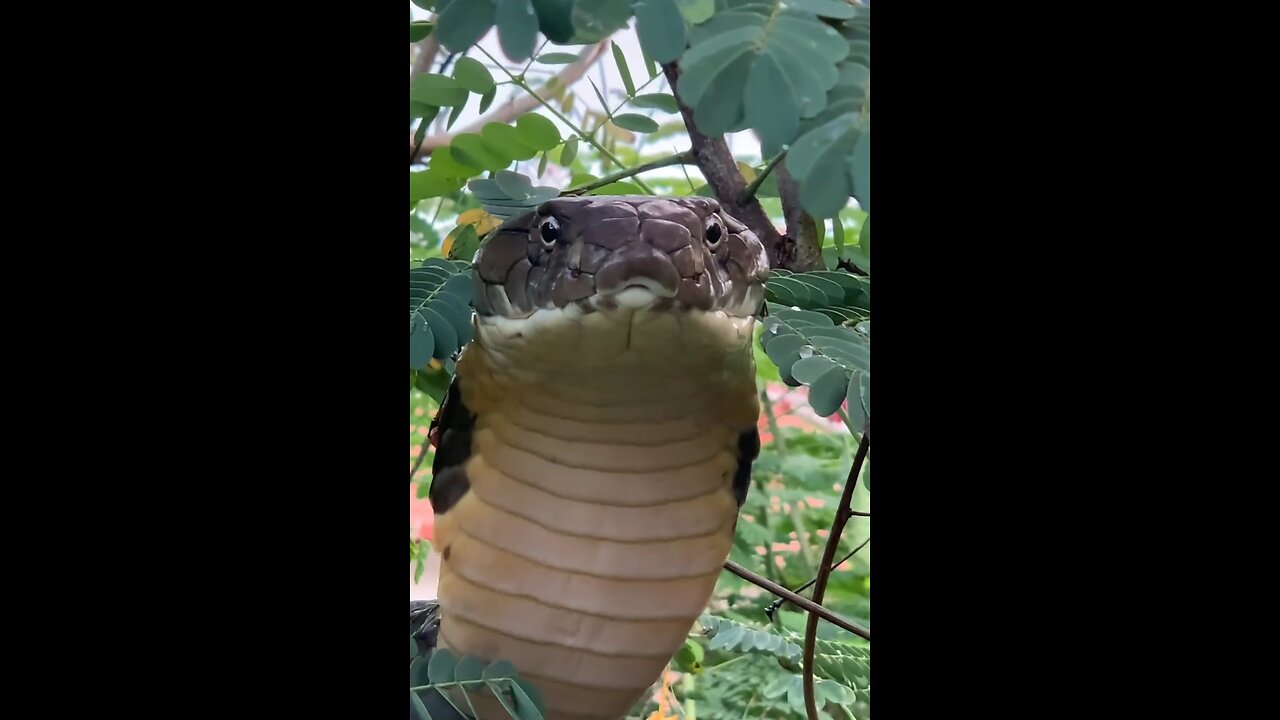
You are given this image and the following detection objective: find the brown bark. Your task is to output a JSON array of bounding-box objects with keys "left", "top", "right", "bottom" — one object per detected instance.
[{"left": 661, "top": 63, "right": 789, "bottom": 267}]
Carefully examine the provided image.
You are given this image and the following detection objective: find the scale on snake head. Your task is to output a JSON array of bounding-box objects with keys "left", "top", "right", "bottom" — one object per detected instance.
[{"left": 419, "top": 196, "right": 769, "bottom": 720}]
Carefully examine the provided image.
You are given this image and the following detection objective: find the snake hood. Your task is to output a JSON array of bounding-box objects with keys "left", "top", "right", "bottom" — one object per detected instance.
[{"left": 422, "top": 196, "right": 769, "bottom": 720}]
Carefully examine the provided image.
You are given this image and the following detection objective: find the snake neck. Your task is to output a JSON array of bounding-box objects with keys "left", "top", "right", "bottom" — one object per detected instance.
[{"left": 433, "top": 306, "right": 760, "bottom": 720}]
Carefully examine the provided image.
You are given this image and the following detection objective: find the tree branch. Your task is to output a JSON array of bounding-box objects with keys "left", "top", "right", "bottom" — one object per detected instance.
[
  {"left": 722, "top": 560, "right": 870, "bottom": 641},
  {"left": 776, "top": 164, "right": 826, "bottom": 271},
  {"left": 661, "top": 63, "right": 788, "bottom": 267},
  {"left": 410, "top": 40, "right": 610, "bottom": 162},
  {"left": 804, "top": 424, "right": 870, "bottom": 720},
  {"left": 562, "top": 150, "right": 694, "bottom": 195}
]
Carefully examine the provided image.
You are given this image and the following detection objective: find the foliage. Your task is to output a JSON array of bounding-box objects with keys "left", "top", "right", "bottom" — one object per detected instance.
[
  {"left": 767, "top": 270, "right": 869, "bottom": 322},
  {"left": 409, "top": 2, "right": 871, "bottom": 717},
  {"left": 762, "top": 305, "right": 870, "bottom": 422},
  {"left": 685, "top": 615, "right": 870, "bottom": 720},
  {"left": 468, "top": 171, "right": 560, "bottom": 220},
  {"left": 410, "top": 647, "right": 545, "bottom": 720},
  {"left": 408, "top": 259, "right": 474, "bottom": 373},
  {"left": 414, "top": 0, "right": 871, "bottom": 221},
  {"left": 410, "top": 536, "right": 431, "bottom": 584}
]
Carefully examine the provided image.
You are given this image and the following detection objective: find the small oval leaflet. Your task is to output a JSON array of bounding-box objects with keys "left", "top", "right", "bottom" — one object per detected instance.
[
  {"left": 452, "top": 56, "right": 495, "bottom": 94},
  {"left": 534, "top": 52, "right": 580, "bottom": 64},
  {"left": 611, "top": 113, "right": 660, "bottom": 133}
]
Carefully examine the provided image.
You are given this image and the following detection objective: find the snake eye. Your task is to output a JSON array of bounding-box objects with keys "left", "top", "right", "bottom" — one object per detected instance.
[
  {"left": 539, "top": 217, "right": 561, "bottom": 248},
  {"left": 705, "top": 221, "right": 723, "bottom": 248}
]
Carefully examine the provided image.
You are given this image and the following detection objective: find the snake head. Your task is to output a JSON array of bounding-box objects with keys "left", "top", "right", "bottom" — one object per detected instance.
[{"left": 472, "top": 196, "right": 769, "bottom": 319}]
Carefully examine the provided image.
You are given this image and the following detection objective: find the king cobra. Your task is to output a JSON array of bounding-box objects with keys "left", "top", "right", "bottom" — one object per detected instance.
[{"left": 412, "top": 196, "right": 770, "bottom": 720}]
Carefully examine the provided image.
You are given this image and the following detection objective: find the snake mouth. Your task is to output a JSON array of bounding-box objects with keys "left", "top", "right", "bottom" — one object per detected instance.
[
  {"left": 599, "top": 277, "right": 679, "bottom": 298},
  {"left": 601, "top": 284, "right": 677, "bottom": 312},
  {"left": 595, "top": 276, "right": 680, "bottom": 312}
]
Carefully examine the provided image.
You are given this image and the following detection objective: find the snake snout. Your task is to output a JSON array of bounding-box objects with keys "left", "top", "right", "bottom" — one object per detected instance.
[{"left": 595, "top": 244, "right": 681, "bottom": 298}]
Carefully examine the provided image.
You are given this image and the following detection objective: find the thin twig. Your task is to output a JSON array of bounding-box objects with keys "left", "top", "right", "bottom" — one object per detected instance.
[
  {"left": 410, "top": 40, "right": 611, "bottom": 161},
  {"left": 701, "top": 655, "right": 749, "bottom": 676},
  {"left": 761, "top": 382, "right": 837, "bottom": 579},
  {"left": 761, "top": 387, "right": 787, "bottom": 459},
  {"left": 766, "top": 536, "right": 870, "bottom": 617},
  {"left": 837, "top": 407, "right": 864, "bottom": 441},
  {"left": 520, "top": 38, "right": 549, "bottom": 76},
  {"left": 749, "top": 477, "right": 784, "bottom": 588},
  {"left": 429, "top": 196, "right": 446, "bottom": 227},
  {"left": 803, "top": 424, "right": 870, "bottom": 720},
  {"left": 411, "top": 121, "right": 429, "bottom": 161},
  {"left": 475, "top": 46, "right": 653, "bottom": 192},
  {"left": 410, "top": 434, "right": 431, "bottom": 483},
  {"left": 561, "top": 150, "right": 693, "bottom": 195},
  {"left": 437, "top": 52, "right": 458, "bottom": 73},
  {"left": 755, "top": 385, "right": 789, "bottom": 585},
  {"left": 722, "top": 560, "right": 870, "bottom": 641},
  {"left": 832, "top": 537, "right": 870, "bottom": 572},
  {"left": 789, "top": 504, "right": 818, "bottom": 578},
  {"left": 739, "top": 149, "right": 787, "bottom": 204},
  {"left": 679, "top": 161, "right": 697, "bottom": 193},
  {"left": 587, "top": 72, "right": 665, "bottom": 136}
]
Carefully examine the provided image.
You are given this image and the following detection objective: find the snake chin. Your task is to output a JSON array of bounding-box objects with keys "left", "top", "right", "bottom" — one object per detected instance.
[
  {"left": 476, "top": 304, "right": 759, "bottom": 365},
  {"left": 476, "top": 281, "right": 764, "bottom": 323}
]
